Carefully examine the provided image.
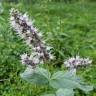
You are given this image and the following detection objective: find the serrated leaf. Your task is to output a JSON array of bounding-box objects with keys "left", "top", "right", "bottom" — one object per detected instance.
[
  {"left": 78, "top": 84, "right": 93, "bottom": 93},
  {"left": 50, "top": 70, "right": 78, "bottom": 89},
  {"left": 20, "top": 67, "right": 51, "bottom": 85},
  {"left": 51, "top": 69, "right": 76, "bottom": 79},
  {"left": 56, "top": 88, "right": 74, "bottom": 96},
  {"left": 50, "top": 70, "right": 93, "bottom": 93}
]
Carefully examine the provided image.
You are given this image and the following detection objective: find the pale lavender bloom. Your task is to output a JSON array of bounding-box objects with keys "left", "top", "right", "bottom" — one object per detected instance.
[
  {"left": 9, "top": 8, "right": 53, "bottom": 58},
  {"left": 10, "top": 8, "right": 54, "bottom": 66},
  {"left": 21, "top": 53, "right": 28, "bottom": 65},
  {"left": 64, "top": 55, "right": 92, "bottom": 69},
  {"left": 10, "top": 8, "right": 54, "bottom": 68},
  {"left": 20, "top": 52, "right": 42, "bottom": 68},
  {"left": 20, "top": 53, "right": 32, "bottom": 66}
]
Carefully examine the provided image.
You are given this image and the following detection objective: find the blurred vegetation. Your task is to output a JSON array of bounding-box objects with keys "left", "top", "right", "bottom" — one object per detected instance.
[{"left": 0, "top": 0, "right": 96, "bottom": 96}]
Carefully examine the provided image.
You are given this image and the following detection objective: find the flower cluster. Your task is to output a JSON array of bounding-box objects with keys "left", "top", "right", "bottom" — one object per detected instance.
[
  {"left": 64, "top": 55, "right": 92, "bottom": 69},
  {"left": 10, "top": 8, "right": 54, "bottom": 68},
  {"left": 20, "top": 53, "right": 42, "bottom": 68}
]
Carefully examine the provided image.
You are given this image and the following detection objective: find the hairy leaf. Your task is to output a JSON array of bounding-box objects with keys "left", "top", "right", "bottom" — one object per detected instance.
[
  {"left": 20, "top": 67, "right": 51, "bottom": 85},
  {"left": 50, "top": 70, "right": 93, "bottom": 93},
  {"left": 56, "top": 88, "right": 74, "bottom": 96}
]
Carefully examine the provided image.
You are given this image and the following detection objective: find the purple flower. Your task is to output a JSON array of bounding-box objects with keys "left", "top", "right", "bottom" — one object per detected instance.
[
  {"left": 64, "top": 55, "right": 92, "bottom": 69},
  {"left": 10, "top": 8, "right": 54, "bottom": 68}
]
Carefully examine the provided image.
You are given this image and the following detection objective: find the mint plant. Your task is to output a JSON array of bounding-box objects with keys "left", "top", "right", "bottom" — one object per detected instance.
[
  {"left": 64, "top": 55, "right": 92, "bottom": 70},
  {"left": 10, "top": 8, "right": 54, "bottom": 68},
  {"left": 10, "top": 8, "right": 93, "bottom": 96}
]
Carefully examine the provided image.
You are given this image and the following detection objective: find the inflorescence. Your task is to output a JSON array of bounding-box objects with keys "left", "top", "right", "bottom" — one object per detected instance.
[
  {"left": 10, "top": 8, "right": 92, "bottom": 70},
  {"left": 64, "top": 55, "right": 92, "bottom": 69},
  {"left": 10, "top": 8, "right": 54, "bottom": 68}
]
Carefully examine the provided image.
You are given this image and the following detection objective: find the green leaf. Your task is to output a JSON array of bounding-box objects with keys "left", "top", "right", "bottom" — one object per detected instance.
[
  {"left": 78, "top": 84, "right": 93, "bottom": 93},
  {"left": 0, "top": 3, "right": 4, "bottom": 14},
  {"left": 50, "top": 70, "right": 78, "bottom": 89},
  {"left": 56, "top": 88, "right": 74, "bottom": 96},
  {"left": 51, "top": 69, "right": 76, "bottom": 79},
  {"left": 0, "top": 16, "right": 5, "bottom": 21},
  {"left": 20, "top": 67, "right": 51, "bottom": 85},
  {"left": 41, "top": 94, "right": 55, "bottom": 96},
  {"left": 50, "top": 70, "right": 93, "bottom": 93}
]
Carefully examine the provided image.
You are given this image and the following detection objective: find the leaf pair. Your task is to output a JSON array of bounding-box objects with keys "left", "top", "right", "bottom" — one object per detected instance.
[{"left": 20, "top": 67, "right": 93, "bottom": 96}]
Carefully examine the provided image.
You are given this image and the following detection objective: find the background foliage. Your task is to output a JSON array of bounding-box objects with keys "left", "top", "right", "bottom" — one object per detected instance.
[{"left": 0, "top": 0, "right": 96, "bottom": 96}]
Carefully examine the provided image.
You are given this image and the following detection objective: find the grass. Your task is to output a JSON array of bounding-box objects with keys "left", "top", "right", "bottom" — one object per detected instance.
[{"left": 0, "top": 1, "right": 96, "bottom": 96}]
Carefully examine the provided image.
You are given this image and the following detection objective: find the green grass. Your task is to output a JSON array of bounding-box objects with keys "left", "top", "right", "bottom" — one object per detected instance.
[{"left": 0, "top": 1, "right": 96, "bottom": 96}]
